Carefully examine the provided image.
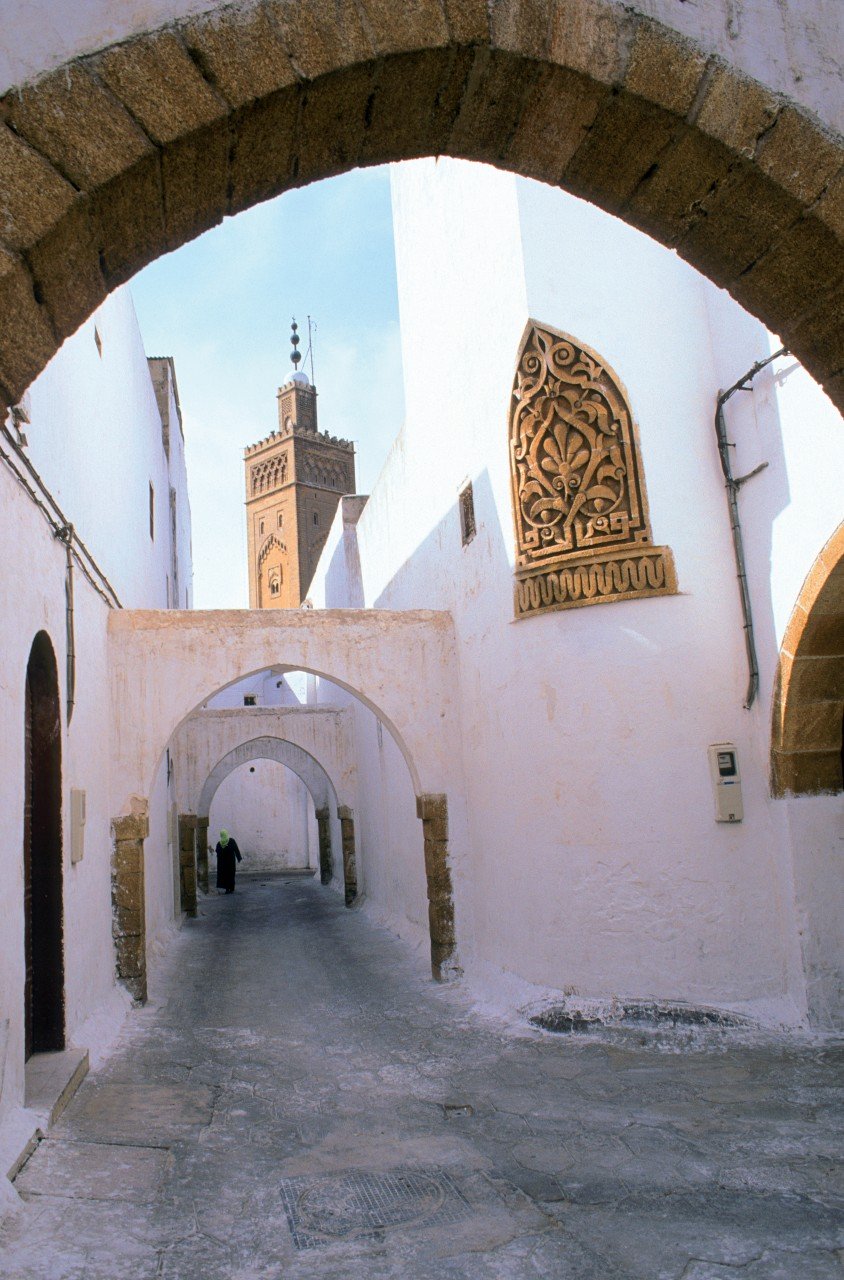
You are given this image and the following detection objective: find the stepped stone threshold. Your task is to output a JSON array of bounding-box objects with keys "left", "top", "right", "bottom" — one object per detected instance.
[{"left": 2, "top": 878, "right": 842, "bottom": 1278}]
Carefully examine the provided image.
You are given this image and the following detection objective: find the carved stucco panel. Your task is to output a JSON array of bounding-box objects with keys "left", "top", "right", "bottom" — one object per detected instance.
[{"left": 509, "top": 321, "right": 677, "bottom": 618}]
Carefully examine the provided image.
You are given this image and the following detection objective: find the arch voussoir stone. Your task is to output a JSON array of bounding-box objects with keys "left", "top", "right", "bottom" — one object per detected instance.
[{"left": 0, "top": 0, "right": 841, "bottom": 413}]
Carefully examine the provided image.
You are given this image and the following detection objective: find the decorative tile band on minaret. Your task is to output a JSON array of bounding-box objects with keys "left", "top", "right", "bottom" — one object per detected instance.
[{"left": 243, "top": 318, "right": 356, "bottom": 609}]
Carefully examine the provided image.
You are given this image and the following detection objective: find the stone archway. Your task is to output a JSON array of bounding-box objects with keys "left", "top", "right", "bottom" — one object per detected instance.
[
  {"left": 198, "top": 735, "right": 343, "bottom": 890},
  {"left": 198, "top": 736, "right": 340, "bottom": 816},
  {"left": 772, "top": 521, "right": 844, "bottom": 796},
  {"left": 0, "top": 0, "right": 841, "bottom": 417}
]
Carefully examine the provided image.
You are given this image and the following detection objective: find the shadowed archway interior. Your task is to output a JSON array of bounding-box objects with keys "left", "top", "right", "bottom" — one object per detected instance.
[
  {"left": 0, "top": 0, "right": 841, "bottom": 419},
  {"left": 23, "top": 630, "right": 65, "bottom": 1058}
]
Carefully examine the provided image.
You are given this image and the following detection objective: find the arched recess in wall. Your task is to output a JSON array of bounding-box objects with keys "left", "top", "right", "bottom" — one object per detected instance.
[
  {"left": 772, "top": 522, "right": 844, "bottom": 795},
  {"left": 0, "top": 3, "right": 841, "bottom": 416},
  {"left": 23, "top": 630, "right": 65, "bottom": 1058}
]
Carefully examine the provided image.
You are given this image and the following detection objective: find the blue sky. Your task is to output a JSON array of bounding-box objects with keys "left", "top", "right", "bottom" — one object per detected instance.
[{"left": 130, "top": 164, "right": 404, "bottom": 609}]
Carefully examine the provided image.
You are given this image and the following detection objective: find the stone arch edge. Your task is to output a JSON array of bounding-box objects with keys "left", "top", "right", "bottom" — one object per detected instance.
[
  {"left": 197, "top": 734, "right": 342, "bottom": 818},
  {"left": 0, "top": 1, "right": 841, "bottom": 413}
]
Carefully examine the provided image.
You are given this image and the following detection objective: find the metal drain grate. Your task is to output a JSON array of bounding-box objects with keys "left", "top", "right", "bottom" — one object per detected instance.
[{"left": 279, "top": 1169, "right": 471, "bottom": 1249}]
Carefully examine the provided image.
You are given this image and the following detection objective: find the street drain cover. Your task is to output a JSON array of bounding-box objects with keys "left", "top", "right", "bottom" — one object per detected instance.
[{"left": 279, "top": 1169, "right": 471, "bottom": 1249}]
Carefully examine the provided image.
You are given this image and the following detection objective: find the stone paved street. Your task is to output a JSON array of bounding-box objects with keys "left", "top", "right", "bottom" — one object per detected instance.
[{"left": 3, "top": 875, "right": 843, "bottom": 1278}]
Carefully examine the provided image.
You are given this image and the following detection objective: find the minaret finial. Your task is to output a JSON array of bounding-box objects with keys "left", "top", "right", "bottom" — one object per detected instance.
[{"left": 290, "top": 318, "right": 301, "bottom": 371}]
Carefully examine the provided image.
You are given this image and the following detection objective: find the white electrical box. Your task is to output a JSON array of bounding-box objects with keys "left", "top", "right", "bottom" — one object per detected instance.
[
  {"left": 70, "top": 788, "right": 86, "bottom": 863},
  {"left": 708, "top": 744, "right": 743, "bottom": 823}
]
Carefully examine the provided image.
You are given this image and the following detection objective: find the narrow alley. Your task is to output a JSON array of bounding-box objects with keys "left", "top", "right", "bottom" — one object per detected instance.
[{"left": 3, "top": 875, "right": 842, "bottom": 1279}]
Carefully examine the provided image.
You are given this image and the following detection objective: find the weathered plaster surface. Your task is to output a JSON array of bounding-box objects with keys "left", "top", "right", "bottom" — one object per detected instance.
[
  {"left": 108, "top": 608, "right": 463, "bottom": 806},
  {"left": 0, "top": 290, "right": 191, "bottom": 1143},
  {"left": 171, "top": 707, "right": 355, "bottom": 815}
]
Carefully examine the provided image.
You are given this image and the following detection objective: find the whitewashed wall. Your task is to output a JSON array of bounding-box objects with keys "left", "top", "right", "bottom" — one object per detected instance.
[
  {"left": 0, "top": 288, "right": 192, "bottom": 1148},
  {"left": 308, "top": 505, "right": 433, "bottom": 950},
  {"left": 307, "top": 158, "right": 843, "bottom": 1027}
]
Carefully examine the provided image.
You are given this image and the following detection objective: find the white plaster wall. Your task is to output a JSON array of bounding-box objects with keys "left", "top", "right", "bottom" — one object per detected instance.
[
  {"left": 350, "top": 706, "right": 430, "bottom": 954},
  {"left": 0, "top": 287, "right": 193, "bottom": 1143},
  {"left": 171, "top": 706, "right": 356, "bottom": 815},
  {"left": 25, "top": 288, "right": 177, "bottom": 609},
  {"left": 699, "top": 282, "right": 844, "bottom": 1028},
  {"left": 0, "top": 0, "right": 839, "bottom": 132},
  {"left": 208, "top": 760, "right": 311, "bottom": 871},
  {"left": 786, "top": 796, "right": 844, "bottom": 1028},
  {"left": 160, "top": 362, "right": 194, "bottom": 611},
  {"left": 307, "top": 156, "right": 843, "bottom": 1024},
  {"left": 145, "top": 754, "right": 180, "bottom": 956}
]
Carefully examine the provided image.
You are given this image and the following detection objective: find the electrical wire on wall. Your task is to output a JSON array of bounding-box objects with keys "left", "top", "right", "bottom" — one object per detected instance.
[
  {"left": 55, "top": 524, "right": 76, "bottom": 724},
  {"left": 0, "top": 418, "right": 121, "bottom": 611},
  {"left": 1, "top": 414, "right": 122, "bottom": 723}
]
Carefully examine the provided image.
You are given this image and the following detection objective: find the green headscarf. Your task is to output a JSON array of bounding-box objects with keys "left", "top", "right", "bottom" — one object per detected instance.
[{"left": 219, "top": 830, "right": 230, "bottom": 847}]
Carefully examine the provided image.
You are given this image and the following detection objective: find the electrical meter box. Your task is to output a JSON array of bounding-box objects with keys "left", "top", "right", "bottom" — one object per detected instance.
[{"left": 708, "top": 744, "right": 743, "bottom": 823}]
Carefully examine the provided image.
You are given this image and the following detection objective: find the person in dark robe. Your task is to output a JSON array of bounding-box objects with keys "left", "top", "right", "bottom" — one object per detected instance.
[{"left": 215, "top": 829, "right": 242, "bottom": 893}]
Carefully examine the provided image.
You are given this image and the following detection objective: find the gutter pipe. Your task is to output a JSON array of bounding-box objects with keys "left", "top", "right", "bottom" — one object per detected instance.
[{"left": 715, "top": 347, "right": 788, "bottom": 710}]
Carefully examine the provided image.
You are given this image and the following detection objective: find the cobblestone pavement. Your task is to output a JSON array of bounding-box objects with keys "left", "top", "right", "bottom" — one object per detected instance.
[{"left": 3, "top": 875, "right": 843, "bottom": 1278}]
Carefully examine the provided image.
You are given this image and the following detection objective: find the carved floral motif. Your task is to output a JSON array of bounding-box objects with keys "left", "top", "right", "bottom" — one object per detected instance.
[{"left": 510, "top": 322, "right": 676, "bottom": 618}]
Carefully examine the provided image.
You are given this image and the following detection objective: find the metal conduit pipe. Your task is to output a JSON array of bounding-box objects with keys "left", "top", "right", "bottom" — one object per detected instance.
[
  {"left": 715, "top": 347, "right": 788, "bottom": 710},
  {"left": 56, "top": 524, "right": 76, "bottom": 724}
]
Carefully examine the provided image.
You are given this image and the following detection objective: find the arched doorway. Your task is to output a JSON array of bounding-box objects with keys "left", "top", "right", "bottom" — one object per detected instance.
[{"left": 23, "top": 631, "right": 65, "bottom": 1057}]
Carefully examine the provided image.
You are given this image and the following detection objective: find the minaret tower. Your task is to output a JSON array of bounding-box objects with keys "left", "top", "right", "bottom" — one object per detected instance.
[{"left": 244, "top": 320, "right": 356, "bottom": 608}]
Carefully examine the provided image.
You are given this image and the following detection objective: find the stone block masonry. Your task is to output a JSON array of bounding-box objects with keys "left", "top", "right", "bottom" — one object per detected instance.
[
  {"left": 178, "top": 814, "right": 198, "bottom": 917},
  {"left": 0, "top": 2, "right": 840, "bottom": 415},
  {"left": 417, "top": 794, "right": 459, "bottom": 983},
  {"left": 110, "top": 812, "right": 148, "bottom": 1004},
  {"left": 196, "top": 816, "right": 209, "bottom": 895},
  {"left": 316, "top": 807, "right": 333, "bottom": 885},
  {"left": 338, "top": 806, "right": 357, "bottom": 906}
]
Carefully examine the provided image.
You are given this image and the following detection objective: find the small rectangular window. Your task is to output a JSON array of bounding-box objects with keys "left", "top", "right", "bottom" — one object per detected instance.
[
  {"left": 277, "top": 511, "right": 283, "bottom": 528},
  {"left": 459, "top": 481, "right": 476, "bottom": 546},
  {"left": 313, "top": 511, "right": 319, "bottom": 526},
  {"left": 243, "top": 695, "right": 257, "bottom": 707},
  {"left": 149, "top": 482, "right": 155, "bottom": 540}
]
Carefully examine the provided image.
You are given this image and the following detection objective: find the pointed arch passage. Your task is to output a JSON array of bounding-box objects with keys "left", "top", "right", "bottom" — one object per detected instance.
[
  {"left": 198, "top": 736, "right": 340, "bottom": 818},
  {"left": 198, "top": 737, "right": 342, "bottom": 893},
  {"left": 23, "top": 631, "right": 65, "bottom": 1057},
  {"left": 509, "top": 322, "right": 677, "bottom": 619}
]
